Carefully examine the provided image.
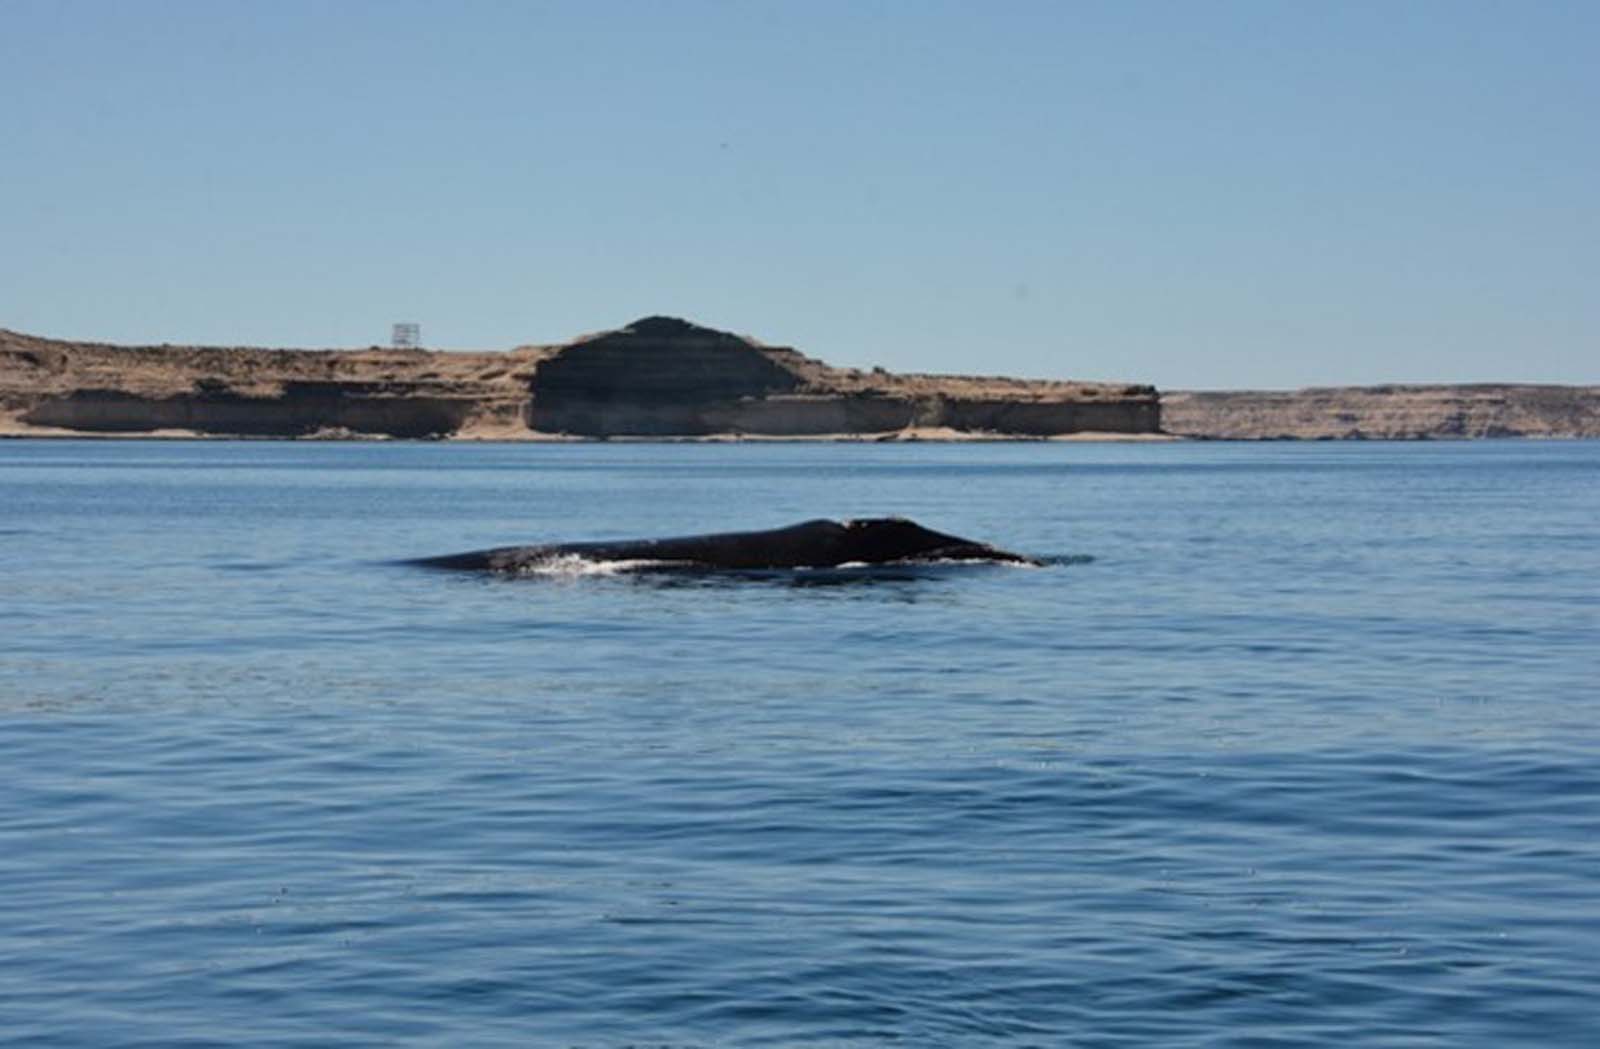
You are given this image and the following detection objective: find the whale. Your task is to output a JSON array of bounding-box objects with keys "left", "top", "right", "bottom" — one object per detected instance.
[{"left": 410, "top": 517, "right": 1040, "bottom": 573}]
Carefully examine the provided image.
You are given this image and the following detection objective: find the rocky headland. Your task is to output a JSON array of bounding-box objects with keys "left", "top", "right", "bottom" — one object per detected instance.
[{"left": 0, "top": 317, "right": 1160, "bottom": 440}]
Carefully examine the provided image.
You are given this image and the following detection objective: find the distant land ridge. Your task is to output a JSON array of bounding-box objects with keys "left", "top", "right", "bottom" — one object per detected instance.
[
  {"left": 1164, "top": 385, "right": 1600, "bottom": 440},
  {"left": 4, "top": 319, "right": 1595, "bottom": 440},
  {"left": 0, "top": 317, "right": 1160, "bottom": 440}
]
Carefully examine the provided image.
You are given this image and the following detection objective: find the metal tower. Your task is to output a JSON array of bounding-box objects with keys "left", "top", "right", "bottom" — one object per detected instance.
[{"left": 391, "top": 323, "right": 421, "bottom": 350}]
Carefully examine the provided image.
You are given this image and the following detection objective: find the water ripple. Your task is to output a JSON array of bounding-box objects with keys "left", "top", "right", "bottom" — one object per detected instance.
[{"left": 2, "top": 441, "right": 1598, "bottom": 1046}]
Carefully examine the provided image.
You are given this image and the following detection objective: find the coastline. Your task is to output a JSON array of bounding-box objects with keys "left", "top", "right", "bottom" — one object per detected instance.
[
  {"left": 0, "top": 317, "right": 1163, "bottom": 442},
  {"left": 0, "top": 419, "right": 1184, "bottom": 443},
  {"left": 6, "top": 318, "right": 1596, "bottom": 442}
]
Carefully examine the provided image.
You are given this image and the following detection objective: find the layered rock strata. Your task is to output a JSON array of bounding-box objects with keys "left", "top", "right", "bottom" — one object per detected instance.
[
  {"left": 1163, "top": 386, "right": 1600, "bottom": 440},
  {"left": 0, "top": 328, "right": 546, "bottom": 439},
  {"left": 528, "top": 317, "right": 1157, "bottom": 437},
  {"left": 0, "top": 317, "right": 1160, "bottom": 440}
]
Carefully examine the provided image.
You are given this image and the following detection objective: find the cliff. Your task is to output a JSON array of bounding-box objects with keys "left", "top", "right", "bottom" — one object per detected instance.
[
  {"left": 527, "top": 317, "right": 1158, "bottom": 437},
  {"left": 0, "top": 328, "right": 552, "bottom": 439},
  {"left": 0, "top": 317, "right": 1160, "bottom": 440},
  {"left": 1162, "top": 385, "right": 1600, "bottom": 440}
]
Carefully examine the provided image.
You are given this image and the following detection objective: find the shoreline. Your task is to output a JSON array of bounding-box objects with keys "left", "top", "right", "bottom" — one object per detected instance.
[
  {"left": 7, "top": 319, "right": 1596, "bottom": 441},
  {"left": 6, "top": 427, "right": 1596, "bottom": 444},
  {"left": 0, "top": 422, "right": 1184, "bottom": 444},
  {"left": 0, "top": 317, "right": 1163, "bottom": 442}
]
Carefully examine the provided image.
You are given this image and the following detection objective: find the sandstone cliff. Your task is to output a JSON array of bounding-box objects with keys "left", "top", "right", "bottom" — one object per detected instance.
[
  {"left": 0, "top": 317, "right": 1160, "bottom": 440},
  {"left": 0, "top": 327, "right": 552, "bottom": 439},
  {"left": 1162, "top": 386, "right": 1600, "bottom": 440}
]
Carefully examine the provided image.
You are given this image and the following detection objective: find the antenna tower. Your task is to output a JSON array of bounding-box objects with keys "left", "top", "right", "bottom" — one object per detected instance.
[{"left": 391, "top": 323, "right": 421, "bottom": 350}]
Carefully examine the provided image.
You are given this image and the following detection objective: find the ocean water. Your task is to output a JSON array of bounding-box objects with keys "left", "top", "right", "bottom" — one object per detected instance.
[{"left": 2, "top": 439, "right": 1597, "bottom": 1048}]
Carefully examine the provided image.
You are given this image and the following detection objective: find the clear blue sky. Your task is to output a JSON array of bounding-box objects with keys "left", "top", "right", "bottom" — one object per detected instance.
[{"left": 3, "top": 1, "right": 1595, "bottom": 388}]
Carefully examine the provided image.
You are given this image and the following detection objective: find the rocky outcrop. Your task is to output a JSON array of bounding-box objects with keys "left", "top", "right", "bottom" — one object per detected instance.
[
  {"left": 528, "top": 317, "right": 805, "bottom": 435},
  {"left": 525, "top": 317, "right": 1158, "bottom": 437},
  {"left": 1, "top": 318, "right": 1160, "bottom": 439},
  {"left": 1162, "top": 386, "right": 1600, "bottom": 440}
]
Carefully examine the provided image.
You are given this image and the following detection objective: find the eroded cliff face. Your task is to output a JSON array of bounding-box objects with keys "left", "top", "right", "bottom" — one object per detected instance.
[
  {"left": 1162, "top": 386, "right": 1600, "bottom": 440},
  {"left": 13, "top": 320, "right": 1592, "bottom": 441},
  {"left": 1, "top": 318, "right": 1161, "bottom": 439},
  {"left": 528, "top": 317, "right": 805, "bottom": 436},
  {"left": 22, "top": 385, "right": 491, "bottom": 439},
  {"left": 524, "top": 317, "right": 1159, "bottom": 437},
  {"left": 1, "top": 328, "right": 546, "bottom": 439}
]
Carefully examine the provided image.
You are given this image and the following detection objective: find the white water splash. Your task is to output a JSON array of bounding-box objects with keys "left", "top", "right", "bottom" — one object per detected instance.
[{"left": 509, "top": 554, "right": 679, "bottom": 578}]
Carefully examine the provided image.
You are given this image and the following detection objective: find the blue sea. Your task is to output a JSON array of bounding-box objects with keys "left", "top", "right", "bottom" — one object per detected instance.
[{"left": 2, "top": 439, "right": 1597, "bottom": 1048}]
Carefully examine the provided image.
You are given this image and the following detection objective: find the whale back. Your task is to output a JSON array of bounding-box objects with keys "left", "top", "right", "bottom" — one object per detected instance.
[
  {"left": 556, "top": 518, "right": 850, "bottom": 569},
  {"left": 410, "top": 517, "right": 1035, "bottom": 573},
  {"left": 840, "top": 518, "right": 1034, "bottom": 564}
]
